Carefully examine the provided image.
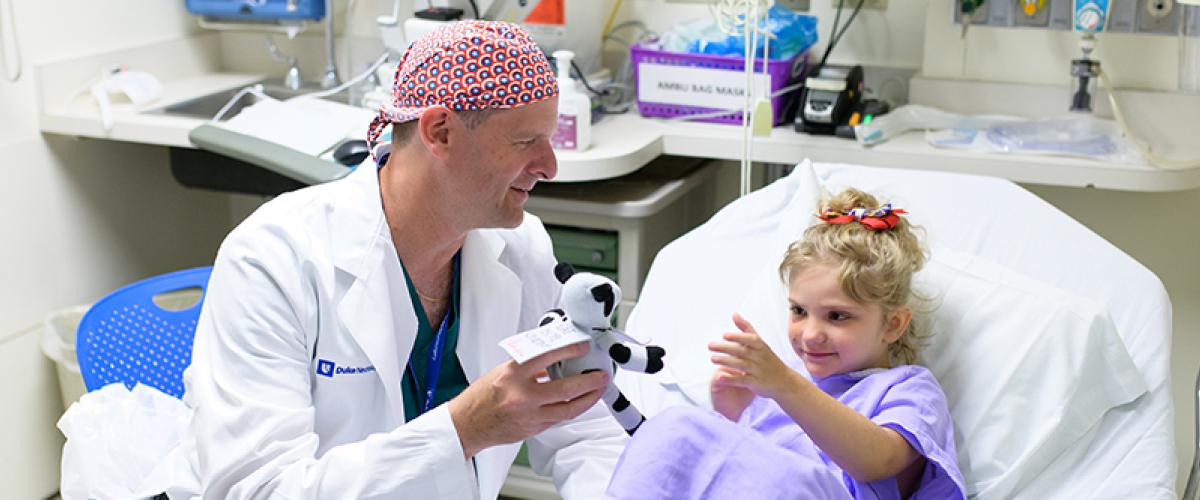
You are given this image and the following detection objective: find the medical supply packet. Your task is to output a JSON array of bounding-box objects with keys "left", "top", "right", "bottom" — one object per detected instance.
[{"left": 856, "top": 104, "right": 1146, "bottom": 164}]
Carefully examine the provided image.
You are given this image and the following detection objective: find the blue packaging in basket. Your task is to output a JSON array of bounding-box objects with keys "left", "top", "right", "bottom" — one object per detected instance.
[{"left": 691, "top": 6, "right": 817, "bottom": 60}]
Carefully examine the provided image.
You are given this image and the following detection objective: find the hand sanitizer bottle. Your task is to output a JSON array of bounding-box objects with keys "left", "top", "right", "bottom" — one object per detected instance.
[{"left": 551, "top": 50, "right": 591, "bottom": 152}]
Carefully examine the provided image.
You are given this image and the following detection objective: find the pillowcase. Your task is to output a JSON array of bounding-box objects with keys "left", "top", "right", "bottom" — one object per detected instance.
[
  {"left": 619, "top": 160, "right": 1148, "bottom": 500},
  {"left": 915, "top": 244, "right": 1145, "bottom": 499}
]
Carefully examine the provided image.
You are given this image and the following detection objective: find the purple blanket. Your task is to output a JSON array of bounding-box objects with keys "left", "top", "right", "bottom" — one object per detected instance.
[{"left": 606, "top": 365, "right": 966, "bottom": 500}]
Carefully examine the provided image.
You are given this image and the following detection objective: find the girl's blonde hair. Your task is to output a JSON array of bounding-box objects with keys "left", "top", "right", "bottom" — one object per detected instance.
[{"left": 778, "top": 188, "right": 929, "bottom": 366}]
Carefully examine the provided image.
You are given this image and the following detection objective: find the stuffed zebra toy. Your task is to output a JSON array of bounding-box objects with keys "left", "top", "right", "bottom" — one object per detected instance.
[{"left": 542, "top": 262, "right": 666, "bottom": 435}]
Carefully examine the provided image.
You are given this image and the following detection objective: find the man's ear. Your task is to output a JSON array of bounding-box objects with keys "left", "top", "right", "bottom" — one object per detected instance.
[
  {"left": 416, "top": 106, "right": 453, "bottom": 159},
  {"left": 883, "top": 306, "right": 912, "bottom": 344}
]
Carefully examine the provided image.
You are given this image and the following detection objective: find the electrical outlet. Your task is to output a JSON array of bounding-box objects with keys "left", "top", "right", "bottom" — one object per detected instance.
[
  {"left": 834, "top": 0, "right": 888, "bottom": 11},
  {"left": 1146, "top": 0, "right": 1174, "bottom": 17},
  {"left": 1138, "top": 0, "right": 1182, "bottom": 33}
]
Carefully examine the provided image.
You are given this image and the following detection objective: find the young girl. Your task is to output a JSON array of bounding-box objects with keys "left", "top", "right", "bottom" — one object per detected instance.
[{"left": 605, "top": 188, "right": 966, "bottom": 500}]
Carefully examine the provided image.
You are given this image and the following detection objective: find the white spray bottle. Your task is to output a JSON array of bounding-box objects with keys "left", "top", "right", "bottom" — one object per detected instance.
[{"left": 551, "top": 50, "right": 591, "bottom": 152}]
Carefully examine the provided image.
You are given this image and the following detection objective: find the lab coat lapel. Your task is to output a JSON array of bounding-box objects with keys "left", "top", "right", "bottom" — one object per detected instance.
[
  {"left": 339, "top": 263, "right": 412, "bottom": 424},
  {"left": 333, "top": 163, "right": 411, "bottom": 423},
  {"left": 458, "top": 230, "right": 522, "bottom": 382}
]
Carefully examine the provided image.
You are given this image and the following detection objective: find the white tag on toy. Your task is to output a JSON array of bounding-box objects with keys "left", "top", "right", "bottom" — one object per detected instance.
[{"left": 500, "top": 320, "right": 589, "bottom": 364}]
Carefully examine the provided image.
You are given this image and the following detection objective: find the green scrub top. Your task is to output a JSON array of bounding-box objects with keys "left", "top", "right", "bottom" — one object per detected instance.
[{"left": 400, "top": 257, "right": 470, "bottom": 422}]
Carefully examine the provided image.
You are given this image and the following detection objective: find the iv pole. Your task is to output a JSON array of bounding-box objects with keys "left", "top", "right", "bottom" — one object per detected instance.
[{"left": 320, "top": 0, "right": 340, "bottom": 88}]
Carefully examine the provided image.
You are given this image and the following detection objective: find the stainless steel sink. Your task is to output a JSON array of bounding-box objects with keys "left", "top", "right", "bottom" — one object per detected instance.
[{"left": 148, "top": 81, "right": 350, "bottom": 121}]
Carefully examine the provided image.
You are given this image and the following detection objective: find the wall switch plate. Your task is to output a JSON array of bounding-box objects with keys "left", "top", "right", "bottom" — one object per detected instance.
[
  {"left": 1049, "top": 0, "right": 1076, "bottom": 28},
  {"left": 989, "top": 0, "right": 1015, "bottom": 25},
  {"left": 1138, "top": 0, "right": 1182, "bottom": 33}
]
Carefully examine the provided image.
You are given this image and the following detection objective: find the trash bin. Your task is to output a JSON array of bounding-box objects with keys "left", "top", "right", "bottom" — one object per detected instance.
[
  {"left": 41, "top": 288, "right": 203, "bottom": 411},
  {"left": 41, "top": 305, "right": 91, "bottom": 411}
]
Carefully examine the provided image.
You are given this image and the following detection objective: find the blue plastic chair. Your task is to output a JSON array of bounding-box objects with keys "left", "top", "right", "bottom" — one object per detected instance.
[{"left": 76, "top": 267, "right": 212, "bottom": 399}]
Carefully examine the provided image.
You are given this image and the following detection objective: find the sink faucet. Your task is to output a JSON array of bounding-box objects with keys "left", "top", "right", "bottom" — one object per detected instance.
[{"left": 265, "top": 36, "right": 303, "bottom": 91}]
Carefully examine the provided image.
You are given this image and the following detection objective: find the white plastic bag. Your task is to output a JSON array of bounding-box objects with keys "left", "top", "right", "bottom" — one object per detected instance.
[
  {"left": 40, "top": 305, "right": 91, "bottom": 410},
  {"left": 856, "top": 104, "right": 1146, "bottom": 164},
  {"left": 58, "top": 383, "right": 198, "bottom": 500},
  {"left": 853, "top": 104, "right": 977, "bottom": 146}
]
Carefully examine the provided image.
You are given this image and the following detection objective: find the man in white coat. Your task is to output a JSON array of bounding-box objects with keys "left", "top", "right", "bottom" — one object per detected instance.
[{"left": 181, "top": 20, "right": 629, "bottom": 499}]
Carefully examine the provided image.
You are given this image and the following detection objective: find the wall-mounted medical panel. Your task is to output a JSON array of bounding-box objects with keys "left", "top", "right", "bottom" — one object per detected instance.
[{"left": 953, "top": 0, "right": 1189, "bottom": 34}]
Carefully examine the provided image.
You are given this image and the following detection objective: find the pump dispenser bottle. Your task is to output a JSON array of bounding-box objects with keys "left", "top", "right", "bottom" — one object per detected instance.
[{"left": 550, "top": 50, "right": 591, "bottom": 151}]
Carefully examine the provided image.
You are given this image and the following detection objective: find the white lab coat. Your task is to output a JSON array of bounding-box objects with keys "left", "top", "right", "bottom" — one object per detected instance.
[{"left": 181, "top": 162, "right": 628, "bottom": 499}]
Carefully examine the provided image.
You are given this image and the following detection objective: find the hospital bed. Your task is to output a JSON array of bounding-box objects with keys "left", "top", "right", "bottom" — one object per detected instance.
[{"left": 614, "top": 160, "right": 1179, "bottom": 499}]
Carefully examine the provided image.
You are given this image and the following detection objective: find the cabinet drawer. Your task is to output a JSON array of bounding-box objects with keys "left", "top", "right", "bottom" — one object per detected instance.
[{"left": 546, "top": 226, "right": 618, "bottom": 272}]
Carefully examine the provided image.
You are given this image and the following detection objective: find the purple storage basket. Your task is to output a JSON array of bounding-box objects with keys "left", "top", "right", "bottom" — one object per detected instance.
[{"left": 631, "top": 42, "right": 808, "bottom": 125}]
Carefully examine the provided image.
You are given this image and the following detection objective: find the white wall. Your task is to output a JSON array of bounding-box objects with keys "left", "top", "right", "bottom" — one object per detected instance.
[{"left": 0, "top": 1, "right": 236, "bottom": 497}]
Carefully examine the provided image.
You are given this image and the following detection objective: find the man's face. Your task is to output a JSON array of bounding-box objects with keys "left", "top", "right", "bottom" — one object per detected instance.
[{"left": 451, "top": 96, "right": 559, "bottom": 229}]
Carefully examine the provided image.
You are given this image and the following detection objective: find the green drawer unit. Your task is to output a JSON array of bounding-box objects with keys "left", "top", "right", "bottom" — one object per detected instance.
[
  {"left": 570, "top": 265, "right": 617, "bottom": 283},
  {"left": 545, "top": 226, "right": 618, "bottom": 272}
]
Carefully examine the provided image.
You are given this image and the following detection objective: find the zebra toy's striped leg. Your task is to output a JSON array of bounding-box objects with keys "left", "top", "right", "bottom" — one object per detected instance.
[
  {"left": 594, "top": 329, "right": 666, "bottom": 375},
  {"left": 580, "top": 366, "right": 646, "bottom": 434},
  {"left": 602, "top": 380, "right": 645, "bottom": 435},
  {"left": 607, "top": 342, "right": 666, "bottom": 374}
]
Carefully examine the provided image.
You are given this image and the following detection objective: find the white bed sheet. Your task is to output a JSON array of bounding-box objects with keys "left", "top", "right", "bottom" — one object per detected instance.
[{"left": 616, "top": 160, "right": 1175, "bottom": 499}]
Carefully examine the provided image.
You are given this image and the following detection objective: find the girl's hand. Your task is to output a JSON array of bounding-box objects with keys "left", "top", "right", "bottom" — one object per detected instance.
[
  {"left": 710, "top": 367, "right": 755, "bottom": 421},
  {"left": 708, "top": 313, "right": 797, "bottom": 400}
]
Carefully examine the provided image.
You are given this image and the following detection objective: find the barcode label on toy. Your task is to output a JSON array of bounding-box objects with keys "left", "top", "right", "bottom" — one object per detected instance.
[{"left": 500, "top": 320, "right": 590, "bottom": 364}]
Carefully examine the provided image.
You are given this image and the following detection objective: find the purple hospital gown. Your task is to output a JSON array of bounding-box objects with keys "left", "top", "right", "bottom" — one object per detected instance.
[{"left": 605, "top": 365, "right": 966, "bottom": 500}]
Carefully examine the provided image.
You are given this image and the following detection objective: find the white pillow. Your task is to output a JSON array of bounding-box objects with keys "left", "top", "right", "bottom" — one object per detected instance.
[
  {"left": 916, "top": 244, "right": 1145, "bottom": 499},
  {"left": 619, "top": 160, "right": 1148, "bottom": 499}
]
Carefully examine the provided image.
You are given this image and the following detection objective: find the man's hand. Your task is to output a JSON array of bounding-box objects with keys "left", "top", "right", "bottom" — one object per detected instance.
[
  {"left": 448, "top": 341, "right": 607, "bottom": 458},
  {"left": 708, "top": 313, "right": 798, "bottom": 401}
]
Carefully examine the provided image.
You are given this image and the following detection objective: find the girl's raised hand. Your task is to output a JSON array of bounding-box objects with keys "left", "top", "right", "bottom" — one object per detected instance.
[
  {"left": 710, "top": 367, "right": 755, "bottom": 421},
  {"left": 708, "top": 313, "right": 796, "bottom": 400}
]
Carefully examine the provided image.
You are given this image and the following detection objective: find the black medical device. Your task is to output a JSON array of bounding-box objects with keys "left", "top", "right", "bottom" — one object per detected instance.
[
  {"left": 185, "top": 0, "right": 326, "bottom": 21},
  {"left": 795, "top": 64, "right": 864, "bottom": 136},
  {"left": 415, "top": 7, "right": 465, "bottom": 21}
]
